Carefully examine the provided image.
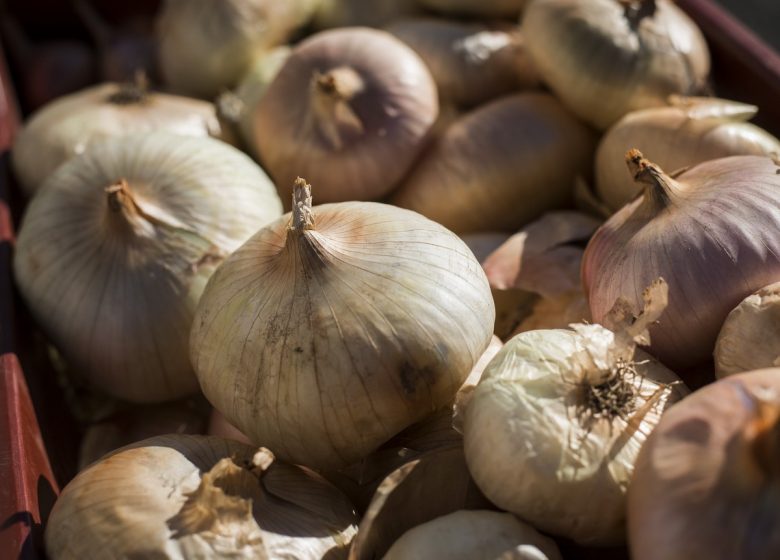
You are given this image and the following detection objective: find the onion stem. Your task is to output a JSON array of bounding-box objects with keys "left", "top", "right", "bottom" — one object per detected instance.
[
  {"left": 310, "top": 68, "right": 365, "bottom": 149},
  {"left": 625, "top": 149, "right": 681, "bottom": 211},
  {"left": 107, "top": 70, "right": 149, "bottom": 105},
  {"left": 291, "top": 177, "right": 315, "bottom": 231}
]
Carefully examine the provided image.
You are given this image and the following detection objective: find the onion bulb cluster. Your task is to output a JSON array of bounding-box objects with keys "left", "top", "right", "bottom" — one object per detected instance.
[
  {"left": 45, "top": 435, "right": 358, "bottom": 559},
  {"left": 583, "top": 150, "right": 780, "bottom": 370},
  {"left": 13, "top": 132, "right": 282, "bottom": 403},
  {"left": 191, "top": 179, "right": 495, "bottom": 470}
]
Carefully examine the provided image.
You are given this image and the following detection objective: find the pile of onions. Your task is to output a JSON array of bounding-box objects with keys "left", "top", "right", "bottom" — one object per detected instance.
[
  {"left": 463, "top": 280, "right": 688, "bottom": 544},
  {"left": 523, "top": 0, "right": 710, "bottom": 129},
  {"left": 583, "top": 150, "right": 780, "bottom": 370},
  {"left": 629, "top": 368, "right": 780, "bottom": 559},
  {"left": 418, "top": 0, "right": 526, "bottom": 18},
  {"left": 13, "top": 132, "right": 282, "bottom": 403},
  {"left": 714, "top": 282, "right": 780, "bottom": 378},
  {"left": 391, "top": 93, "right": 595, "bottom": 233},
  {"left": 596, "top": 97, "right": 780, "bottom": 210},
  {"left": 253, "top": 27, "right": 439, "bottom": 205},
  {"left": 191, "top": 179, "right": 495, "bottom": 470},
  {"left": 46, "top": 435, "right": 358, "bottom": 559},
  {"left": 386, "top": 18, "right": 538, "bottom": 108},
  {"left": 11, "top": 81, "right": 226, "bottom": 197},
  {"left": 156, "top": 0, "right": 319, "bottom": 98}
]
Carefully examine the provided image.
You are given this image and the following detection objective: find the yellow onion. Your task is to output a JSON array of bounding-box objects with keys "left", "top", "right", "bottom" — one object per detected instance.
[
  {"left": 191, "top": 179, "right": 495, "bottom": 470},
  {"left": 383, "top": 510, "right": 562, "bottom": 560},
  {"left": 583, "top": 150, "right": 780, "bottom": 370},
  {"left": 386, "top": 18, "right": 538, "bottom": 108},
  {"left": 156, "top": 0, "right": 320, "bottom": 98},
  {"left": 46, "top": 435, "right": 358, "bottom": 559},
  {"left": 11, "top": 81, "right": 225, "bottom": 197},
  {"left": 253, "top": 28, "right": 438, "bottom": 205},
  {"left": 313, "top": 0, "right": 422, "bottom": 29},
  {"left": 419, "top": 0, "right": 526, "bottom": 18},
  {"left": 391, "top": 93, "right": 595, "bottom": 233},
  {"left": 596, "top": 97, "right": 780, "bottom": 211},
  {"left": 464, "top": 280, "right": 688, "bottom": 545},
  {"left": 523, "top": 0, "right": 710, "bottom": 130},
  {"left": 628, "top": 368, "right": 780, "bottom": 560},
  {"left": 714, "top": 282, "right": 780, "bottom": 378},
  {"left": 14, "top": 132, "right": 282, "bottom": 403}
]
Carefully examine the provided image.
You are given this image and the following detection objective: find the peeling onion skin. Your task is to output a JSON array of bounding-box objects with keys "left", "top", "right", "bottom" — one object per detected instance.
[
  {"left": 714, "top": 283, "right": 780, "bottom": 378},
  {"left": 583, "top": 153, "right": 780, "bottom": 371},
  {"left": 418, "top": 0, "right": 526, "bottom": 18},
  {"left": 191, "top": 180, "right": 495, "bottom": 471},
  {"left": 523, "top": 0, "right": 710, "bottom": 130},
  {"left": 596, "top": 99, "right": 780, "bottom": 211},
  {"left": 45, "top": 435, "right": 358, "bottom": 560},
  {"left": 254, "top": 28, "right": 439, "bottom": 205},
  {"left": 628, "top": 368, "right": 780, "bottom": 560},
  {"left": 390, "top": 93, "right": 595, "bottom": 234},
  {"left": 13, "top": 133, "right": 282, "bottom": 403},
  {"left": 11, "top": 82, "right": 225, "bottom": 197}
]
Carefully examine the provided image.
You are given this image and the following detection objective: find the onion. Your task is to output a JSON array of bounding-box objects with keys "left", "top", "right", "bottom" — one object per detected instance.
[
  {"left": 191, "top": 179, "right": 495, "bottom": 470},
  {"left": 391, "top": 93, "right": 595, "bottom": 233},
  {"left": 386, "top": 18, "right": 539, "bottom": 108},
  {"left": 313, "top": 0, "right": 422, "bottom": 29},
  {"left": 596, "top": 97, "right": 780, "bottom": 211},
  {"left": 156, "top": 0, "right": 320, "bottom": 98},
  {"left": 418, "top": 0, "right": 526, "bottom": 18},
  {"left": 628, "top": 368, "right": 780, "bottom": 560},
  {"left": 11, "top": 81, "right": 227, "bottom": 197},
  {"left": 13, "top": 132, "right": 282, "bottom": 403},
  {"left": 383, "top": 510, "right": 562, "bottom": 560},
  {"left": 583, "top": 150, "right": 780, "bottom": 370},
  {"left": 463, "top": 280, "right": 688, "bottom": 545},
  {"left": 253, "top": 27, "right": 438, "bottom": 205},
  {"left": 714, "top": 282, "right": 780, "bottom": 378},
  {"left": 208, "top": 408, "right": 252, "bottom": 445},
  {"left": 46, "top": 435, "right": 358, "bottom": 559},
  {"left": 523, "top": 0, "right": 710, "bottom": 129}
]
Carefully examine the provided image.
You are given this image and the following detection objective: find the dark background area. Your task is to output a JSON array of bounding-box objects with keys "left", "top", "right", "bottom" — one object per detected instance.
[{"left": 716, "top": 0, "right": 780, "bottom": 50}]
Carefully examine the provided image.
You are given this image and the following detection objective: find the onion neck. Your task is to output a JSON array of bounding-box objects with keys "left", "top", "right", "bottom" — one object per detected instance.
[
  {"left": 626, "top": 149, "right": 683, "bottom": 216},
  {"left": 620, "top": 0, "right": 656, "bottom": 28},
  {"left": 107, "top": 70, "right": 149, "bottom": 105},
  {"left": 310, "top": 67, "right": 365, "bottom": 150},
  {"left": 290, "top": 177, "right": 315, "bottom": 232}
]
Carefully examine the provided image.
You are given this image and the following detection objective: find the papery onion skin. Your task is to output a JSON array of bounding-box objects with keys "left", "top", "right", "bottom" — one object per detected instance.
[
  {"left": 583, "top": 153, "right": 780, "bottom": 370},
  {"left": 596, "top": 99, "right": 780, "bottom": 210},
  {"left": 628, "top": 368, "right": 780, "bottom": 560},
  {"left": 191, "top": 181, "right": 495, "bottom": 471},
  {"left": 418, "top": 0, "right": 526, "bottom": 18},
  {"left": 391, "top": 93, "right": 595, "bottom": 233},
  {"left": 14, "top": 132, "right": 282, "bottom": 403},
  {"left": 463, "top": 326, "right": 687, "bottom": 545},
  {"left": 254, "top": 27, "right": 439, "bottom": 205},
  {"left": 382, "top": 510, "right": 562, "bottom": 560},
  {"left": 523, "top": 0, "right": 710, "bottom": 130},
  {"left": 11, "top": 82, "right": 225, "bottom": 197},
  {"left": 45, "top": 435, "right": 358, "bottom": 560},
  {"left": 386, "top": 18, "right": 539, "bottom": 108},
  {"left": 714, "top": 282, "right": 780, "bottom": 378}
]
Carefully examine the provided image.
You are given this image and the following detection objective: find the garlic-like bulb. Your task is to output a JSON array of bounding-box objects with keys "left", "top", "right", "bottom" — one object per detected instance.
[
  {"left": 386, "top": 18, "right": 538, "bottom": 108},
  {"left": 191, "top": 179, "right": 495, "bottom": 470},
  {"left": 14, "top": 132, "right": 282, "bottom": 403},
  {"left": 464, "top": 283, "right": 687, "bottom": 544},
  {"left": 628, "top": 368, "right": 780, "bottom": 560},
  {"left": 11, "top": 81, "right": 225, "bottom": 196},
  {"left": 253, "top": 28, "right": 439, "bottom": 205},
  {"left": 383, "top": 510, "right": 562, "bottom": 560},
  {"left": 391, "top": 93, "right": 595, "bottom": 233},
  {"left": 46, "top": 435, "right": 358, "bottom": 559},
  {"left": 596, "top": 97, "right": 780, "bottom": 211},
  {"left": 714, "top": 282, "right": 780, "bottom": 378},
  {"left": 523, "top": 0, "right": 710, "bottom": 130},
  {"left": 313, "top": 0, "right": 422, "bottom": 29},
  {"left": 583, "top": 150, "right": 780, "bottom": 370},
  {"left": 156, "top": 0, "right": 320, "bottom": 98},
  {"left": 418, "top": 0, "right": 526, "bottom": 18}
]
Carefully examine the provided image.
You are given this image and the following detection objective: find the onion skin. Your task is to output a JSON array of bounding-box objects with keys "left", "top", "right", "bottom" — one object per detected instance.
[
  {"left": 583, "top": 153, "right": 780, "bottom": 370},
  {"left": 596, "top": 99, "right": 780, "bottom": 211},
  {"left": 254, "top": 28, "right": 438, "bottom": 205},
  {"left": 628, "top": 368, "right": 780, "bottom": 560},
  {"left": 523, "top": 0, "right": 710, "bottom": 130},
  {"left": 391, "top": 93, "right": 595, "bottom": 234}
]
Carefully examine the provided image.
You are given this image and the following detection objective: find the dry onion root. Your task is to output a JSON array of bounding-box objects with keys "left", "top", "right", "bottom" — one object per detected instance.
[
  {"left": 523, "top": 0, "right": 710, "bottom": 130},
  {"left": 191, "top": 179, "right": 495, "bottom": 471},
  {"left": 13, "top": 132, "right": 282, "bottom": 403},
  {"left": 628, "top": 368, "right": 780, "bottom": 560},
  {"left": 45, "top": 435, "right": 358, "bottom": 559}
]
